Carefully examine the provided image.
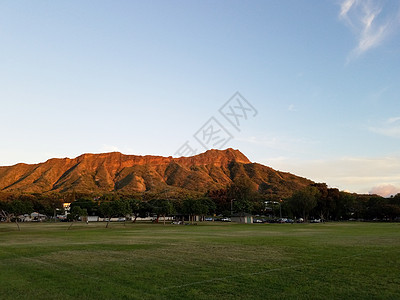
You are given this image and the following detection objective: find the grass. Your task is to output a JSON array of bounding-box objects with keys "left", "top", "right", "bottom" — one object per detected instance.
[{"left": 0, "top": 221, "right": 399, "bottom": 299}]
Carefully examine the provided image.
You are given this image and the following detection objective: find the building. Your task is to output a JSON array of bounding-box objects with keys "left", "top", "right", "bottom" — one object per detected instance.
[
  {"left": 63, "top": 202, "right": 71, "bottom": 213},
  {"left": 231, "top": 213, "right": 253, "bottom": 224}
]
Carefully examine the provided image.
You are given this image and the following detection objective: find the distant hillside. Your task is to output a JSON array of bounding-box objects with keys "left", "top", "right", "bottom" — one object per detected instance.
[{"left": 0, "top": 148, "right": 313, "bottom": 197}]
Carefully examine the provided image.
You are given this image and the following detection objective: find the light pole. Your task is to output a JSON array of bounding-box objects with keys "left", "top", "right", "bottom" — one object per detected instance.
[
  {"left": 230, "top": 199, "right": 235, "bottom": 216},
  {"left": 265, "top": 201, "right": 277, "bottom": 218}
]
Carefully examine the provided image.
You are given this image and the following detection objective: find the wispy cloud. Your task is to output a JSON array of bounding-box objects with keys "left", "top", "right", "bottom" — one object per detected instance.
[
  {"left": 339, "top": 0, "right": 400, "bottom": 61},
  {"left": 369, "top": 85, "right": 390, "bottom": 102},
  {"left": 387, "top": 116, "right": 400, "bottom": 124},
  {"left": 340, "top": 0, "right": 356, "bottom": 19},
  {"left": 370, "top": 116, "right": 400, "bottom": 138},
  {"left": 261, "top": 155, "right": 400, "bottom": 195}
]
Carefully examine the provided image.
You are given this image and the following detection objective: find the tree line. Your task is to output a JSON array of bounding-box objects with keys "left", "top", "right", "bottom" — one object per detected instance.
[
  {"left": 1, "top": 180, "right": 400, "bottom": 226},
  {"left": 285, "top": 183, "right": 400, "bottom": 221},
  {"left": 69, "top": 196, "right": 217, "bottom": 227}
]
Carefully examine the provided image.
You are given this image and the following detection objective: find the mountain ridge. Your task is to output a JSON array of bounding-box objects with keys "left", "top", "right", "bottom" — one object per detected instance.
[{"left": 0, "top": 148, "right": 313, "bottom": 197}]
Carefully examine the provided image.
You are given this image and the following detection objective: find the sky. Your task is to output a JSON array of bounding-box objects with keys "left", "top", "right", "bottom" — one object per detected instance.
[{"left": 1, "top": 0, "right": 400, "bottom": 197}]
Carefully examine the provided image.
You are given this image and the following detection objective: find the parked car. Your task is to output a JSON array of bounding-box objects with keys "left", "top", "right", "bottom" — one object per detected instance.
[
  {"left": 221, "top": 217, "right": 231, "bottom": 222},
  {"left": 253, "top": 219, "right": 263, "bottom": 223},
  {"left": 204, "top": 217, "right": 213, "bottom": 221},
  {"left": 285, "top": 219, "right": 294, "bottom": 223},
  {"left": 310, "top": 219, "right": 321, "bottom": 223},
  {"left": 267, "top": 219, "right": 279, "bottom": 223}
]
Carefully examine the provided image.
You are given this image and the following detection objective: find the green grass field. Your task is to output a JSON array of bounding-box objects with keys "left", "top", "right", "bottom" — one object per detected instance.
[{"left": 0, "top": 221, "right": 399, "bottom": 299}]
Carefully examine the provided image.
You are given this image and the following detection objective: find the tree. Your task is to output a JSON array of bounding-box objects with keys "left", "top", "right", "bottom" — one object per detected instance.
[
  {"left": 182, "top": 198, "right": 202, "bottom": 223},
  {"left": 337, "top": 192, "right": 358, "bottom": 220},
  {"left": 138, "top": 201, "right": 153, "bottom": 219},
  {"left": 150, "top": 199, "right": 174, "bottom": 225},
  {"left": 0, "top": 209, "right": 14, "bottom": 223},
  {"left": 251, "top": 195, "right": 270, "bottom": 216},
  {"left": 365, "top": 195, "right": 388, "bottom": 220},
  {"left": 227, "top": 177, "right": 256, "bottom": 216},
  {"left": 128, "top": 198, "right": 141, "bottom": 223},
  {"left": 287, "top": 186, "right": 319, "bottom": 221},
  {"left": 382, "top": 203, "right": 400, "bottom": 221},
  {"left": 67, "top": 206, "right": 88, "bottom": 230},
  {"left": 386, "top": 194, "right": 400, "bottom": 220},
  {"left": 180, "top": 197, "right": 215, "bottom": 223},
  {"left": 70, "top": 196, "right": 98, "bottom": 216},
  {"left": 68, "top": 206, "right": 88, "bottom": 221},
  {"left": 207, "top": 188, "right": 229, "bottom": 215},
  {"left": 312, "top": 184, "right": 341, "bottom": 221},
  {"left": 99, "top": 199, "right": 130, "bottom": 228},
  {"left": 312, "top": 183, "right": 329, "bottom": 220},
  {"left": 32, "top": 193, "right": 63, "bottom": 220},
  {"left": 199, "top": 197, "right": 216, "bottom": 219},
  {"left": 0, "top": 200, "right": 34, "bottom": 231},
  {"left": 391, "top": 193, "right": 400, "bottom": 205}
]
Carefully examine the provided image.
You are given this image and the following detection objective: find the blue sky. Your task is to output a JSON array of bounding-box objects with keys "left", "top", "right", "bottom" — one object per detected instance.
[{"left": 1, "top": 0, "right": 400, "bottom": 196}]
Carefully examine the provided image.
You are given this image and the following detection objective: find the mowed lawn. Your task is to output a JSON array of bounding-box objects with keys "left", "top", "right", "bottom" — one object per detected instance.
[{"left": 0, "top": 221, "right": 399, "bottom": 299}]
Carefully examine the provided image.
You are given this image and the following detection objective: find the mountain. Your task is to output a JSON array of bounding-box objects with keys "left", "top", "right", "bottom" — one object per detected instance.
[{"left": 0, "top": 148, "right": 313, "bottom": 197}]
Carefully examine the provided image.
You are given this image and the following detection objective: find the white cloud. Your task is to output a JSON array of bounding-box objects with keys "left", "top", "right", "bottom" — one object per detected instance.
[
  {"left": 370, "top": 116, "right": 400, "bottom": 138},
  {"left": 100, "top": 144, "right": 121, "bottom": 152},
  {"left": 369, "top": 184, "right": 400, "bottom": 197},
  {"left": 387, "top": 116, "right": 400, "bottom": 124},
  {"left": 370, "top": 127, "right": 400, "bottom": 138},
  {"left": 339, "top": 0, "right": 400, "bottom": 61},
  {"left": 288, "top": 104, "right": 296, "bottom": 112}
]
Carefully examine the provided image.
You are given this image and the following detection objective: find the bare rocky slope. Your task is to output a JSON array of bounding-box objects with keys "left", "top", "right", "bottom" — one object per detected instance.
[{"left": 0, "top": 148, "right": 313, "bottom": 196}]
